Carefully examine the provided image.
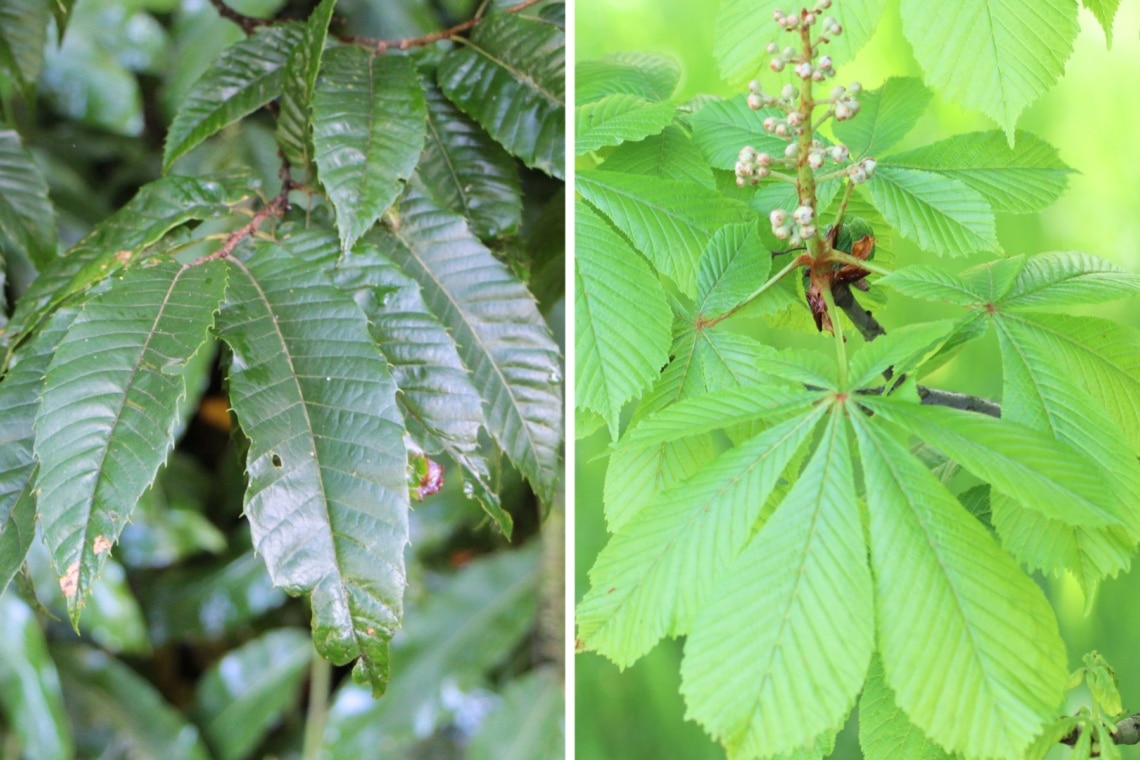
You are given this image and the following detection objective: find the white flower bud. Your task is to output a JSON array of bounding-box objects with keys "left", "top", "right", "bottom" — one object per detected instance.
[
  {"left": 848, "top": 81, "right": 863, "bottom": 95},
  {"left": 831, "top": 85, "right": 845, "bottom": 100},
  {"left": 812, "top": 69, "right": 825, "bottom": 82},
  {"left": 773, "top": 8, "right": 784, "bottom": 21},
  {"left": 861, "top": 158, "right": 877, "bottom": 177},
  {"left": 757, "top": 152, "right": 773, "bottom": 166},
  {"left": 829, "top": 21, "right": 843, "bottom": 35},
  {"left": 749, "top": 78, "right": 762, "bottom": 93},
  {"left": 773, "top": 224, "right": 791, "bottom": 240},
  {"left": 829, "top": 144, "right": 849, "bottom": 163},
  {"left": 783, "top": 47, "right": 796, "bottom": 60},
  {"left": 774, "top": 123, "right": 789, "bottom": 137},
  {"left": 735, "top": 160, "right": 747, "bottom": 176},
  {"left": 787, "top": 111, "right": 803, "bottom": 126},
  {"left": 818, "top": 0, "right": 832, "bottom": 8},
  {"left": 800, "top": 224, "right": 817, "bottom": 238},
  {"left": 849, "top": 167, "right": 867, "bottom": 184},
  {"left": 795, "top": 62, "right": 813, "bottom": 79},
  {"left": 736, "top": 176, "right": 746, "bottom": 188},
  {"left": 748, "top": 93, "right": 763, "bottom": 110},
  {"left": 763, "top": 117, "right": 778, "bottom": 132},
  {"left": 784, "top": 143, "right": 798, "bottom": 158},
  {"left": 757, "top": 166, "right": 771, "bottom": 179},
  {"left": 804, "top": 12, "right": 816, "bottom": 25},
  {"left": 793, "top": 205, "right": 814, "bottom": 224},
  {"left": 835, "top": 102, "right": 853, "bottom": 121},
  {"left": 819, "top": 55, "right": 832, "bottom": 70},
  {"left": 765, "top": 43, "right": 779, "bottom": 56},
  {"left": 808, "top": 152, "right": 824, "bottom": 169},
  {"left": 789, "top": 230, "right": 802, "bottom": 246},
  {"left": 770, "top": 208, "right": 788, "bottom": 226},
  {"left": 770, "top": 58, "right": 785, "bottom": 73},
  {"left": 782, "top": 84, "right": 798, "bottom": 100},
  {"left": 739, "top": 145, "right": 757, "bottom": 161}
]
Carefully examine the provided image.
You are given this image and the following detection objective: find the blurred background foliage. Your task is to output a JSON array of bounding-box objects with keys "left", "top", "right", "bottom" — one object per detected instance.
[
  {"left": 0, "top": 0, "right": 565, "bottom": 757},
  {"left": 575, "top": 0, "right": 1140, "bottom": 757}
]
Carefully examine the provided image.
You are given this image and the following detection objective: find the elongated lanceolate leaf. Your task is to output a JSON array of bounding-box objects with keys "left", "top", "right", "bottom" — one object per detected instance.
[
  {"left": 576, "top": 170, "right": 752, "bottom": 294},
  {"left": 998, "top": 251, "right": 1140, "bottom": 309},
  {"left": 0, "top": 130, "right": 57, "bottom": 269},
  {"left": 696, "top": 222, "right": 770, "bottom": 317},
  {"left": 578, "top": 407, "right": 826, "bottom": 667},
  {"left": 0, "top": 594, "right": 73, "bottom": 760},
  {"left": 858, "top": 658, "right": 953, "bottom": 760},
  {"left": 34, "top": 260, "right": 226, "bottom": 621},
  {"left": 880, "top": 265, "right": 989, "bottom": 305},
  {"left": 861, "top": 396, "right": 1122, "bottom": 527},
  {"left": 577, "top": 52, "right": 680, "bottom": 104},
  {"left": 0, "top": 0, "right": 49, "bottom": 98},
  {"left": 846, "top": 320, "right": 957, "bottom": 389},
  {"left": 883, "top": 131, "right": 1071, "bottom": 214},
  {"left": 194, "top": 629, "right": 312, "bottom": 760},
  {"left": 437, "top": 14, "right": 564, "bottom": 177},
  {"left": 576, "top": 94, "right": 675, "bottom": 155},
  {"left": 216, "top": 243, "right": 409, "bottom": 694},
  {"left": 576, "top": 202, "right": 670, "bottom": 437},
  {"left": 899, "top": 0, "right": 1078, "bottom": 141},
  {"left": 275, "top": 0, "right": 335, "bottom": 169},
  {"left": 869, "top": 166, "right": 999, "bottom": 257},
  {"left": 164, "top": 25, "right": 302, "bottom": 170},
  {"left": 385, "top": 189, "right": 562, "bottom": 505},
  {"left": 418, "top": 79, "right": 522, "bottom": 239},
  {"left": 313, "top": 47, "right": 427, "bottom": 251},
  {"left": 0, "top": 310, "right": 75, "bottom": 593},
  {"left": 714, "top": 0, "right": 885, "bottom": 85},
  {"left": 851, "top": 414, "right": 1067, "bottom": 759},
  {"left": 832, "top": 77, "right": 932, "bottom": 159},
  {"left": 600, "top": 125, "right": 715, "bottom": 188},
  {"left": 681, "top": 409, "right": 873, "bottom": 759},
  {"left": 6, "top": 174, "right": 255, "bottom": 343},
  {"left": 278, "top": 225, "right": 506, "bottom": 534}
]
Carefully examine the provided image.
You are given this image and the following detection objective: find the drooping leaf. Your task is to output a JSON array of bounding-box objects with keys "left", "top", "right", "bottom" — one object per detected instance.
[
  {"left": 600, "top": 125, "right": 716, "bottom": 188},
  {"left": 35, "top": 260, "right": 227, "bottom": 622},
  {"left": 714, "top": 0, "right": 886, "bottom": 85},
  {"left": 215, "top": 243, "right": 409, "bottom": 695},
  {"left": 868, "top": 166, "right": 1000, "bottom": 257},
  {"left": 437, "top": 13, "right": 564, "bottom": 177},
  {"left": 0, "top": 0, "right": 49, "bottom": 98},
  {"left": 577, "top": 51, "right": 680, "bottom": 104},
  {"left": 576, "top": 170, "right": 752, "bottom": 294},
  {"left": 861, "top": 396, "right": 1123, "bottom": 527},
  {"left": 194, "top": 628, "right": 312, "bottom": 760},
  {"left": 164, "top": 25, "right": 303, "bottom": 170},
  {"left": 858, "top": 657, "right": 953, "bottom": 760},
  {"left": 1083, "top": 0, "right": 1122, "bottom": 45},
  {"left": 899, "top": 0, "right": 1079, "bottom": 141},
  {"left": 0, "top": 130, "right": 57, "bottom": 270},
  {"left": 51, "top": 643, "right": 211, "bottom": 760},
  {"left": 275, "top": 0, "right": 336, "bottom": 170},
  {"left": 0, "top": 594, "right": 73, "bottom": 760},
  {"left": 418, "top": 78, "right": 522, "bottom": 239},
  {"left": 576, "top": 202, "right": 670, "bottom": 437},
  {"left": 578, "top": 406, "right": 827, "bottom": 667},
  {"left": 468, "top": 667, "right": 564, "bottom": 760},
  {"left": 313, "top": 47, "right": 427, "bottom": 251},
  {"left": 690, "top": 95, "right": 786, "bottom": 171},
  {"left": 384, "top": 189, "right": 562, "bottom": 505},
  {"left": 833, "top": 77, "right": 932, "bottom": 159},
  {"left": 576, "top": 94, "right": 676, "bottom": 154},
  {"left": 851, "top": 412, "right": 1067, "bottom": 759},
  {"left": 681, "top": 409, "right": 873, "bottom": 759},
  {"left": 882, "top": 131, "right": 1072, "bottom": 214}
]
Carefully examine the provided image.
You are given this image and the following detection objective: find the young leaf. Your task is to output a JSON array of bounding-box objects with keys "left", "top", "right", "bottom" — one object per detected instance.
[
  {"left": 899, "top": 0, "right": 1078, "bottom": 141},
  {"left": 576, "top": 202, "right": 670, "bottom": 437},
  {"left": 437, "top": 13, "right": 564, "bottom": 178},
  {"left": 690, "top": 95, "right": 786, "bottom": 171},
  {"left": 868, "top": 166, "right": 1000, "bottom": 257},
  {"left": 385, "top": 189, "right": 562, "bottom": 505},
  {"left": 858, "top": 657, "right": 953, "bottom": 760},
  {"left": 578, "top": 406, "right": 827, "bottom": 667},
  {"left": 313, "top": 47, "right": 427, "bottom": 252},
  {"left": 576, "top": 94, "right": 676, "bottom": 154},
  {"left": 275, "top": 0, "right": 336, "bottom": 170},
  {"left": 35, "top": 260, "right": 226, "bottom": 622},
  {"left": 418, "top": 79, "right": 522, "bottom": 239},
  {"left": 0, "top": 594, "right": 73, "bottom": 760},
  {"left": 600, "top": 125, "right": 716, "bottom": 188},
  {"left": 998, "top": 251, "right": 1140, "bottom": 309},
  {"left": 696, "top": 222, "right": 770, "bottom": 317},
  {"left": 216, "top": 243, "right": 409, "bottom": 696},
  {"left": 714, "top": 0, "right": 885, "bottom": 85},
  {"left": 577, "top": 51, "right": 680, "bottom": 104},
  {"left": 576, "top": 170, "right": 752, "bottom": 294},
  {"left": 193, "top": 629, "right": 312, "bottom": 760},
  {"left": 163, "top": 25, "right": 302, "bottom": 170},
  {"left": 861, "top": 396, "right": 1123, "bottom": 527},
  {"left": 851, "top": 413, "right": 1067, "bottom": 760},
  {"left": 832, "top": 77, "right": 932, "bottom": 159},
  {"left": 0, "top": 130, "right": 57, "bottom": 269},
  {"left": 681, "top": 409, "right": 873, "bottom": 759},
  {"left": 1083, "top": 0, "right": 1122, "bottom": 46}
]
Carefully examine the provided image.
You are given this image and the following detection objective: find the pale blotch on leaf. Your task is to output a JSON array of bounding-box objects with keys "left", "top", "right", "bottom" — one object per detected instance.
[
  {"left": 60, "top": 561, "right": 80, "bottom": 597},
  {"left": 114, "top": 249, "right": 132, "bottom": 265},
  {"left": 93, "top": 535, "right": 113, "bottom": 554}
]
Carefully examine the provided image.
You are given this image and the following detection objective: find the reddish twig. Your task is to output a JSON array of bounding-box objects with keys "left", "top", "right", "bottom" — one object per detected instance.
[
  {"left": 209, "top": 0, "right": 268, "bottom": 34},
  {"left": 193, "top": 187, "right": 291, "bottom": 265},
  {"left": 346, "top": 0, "right": 547, "bottom": 53}
]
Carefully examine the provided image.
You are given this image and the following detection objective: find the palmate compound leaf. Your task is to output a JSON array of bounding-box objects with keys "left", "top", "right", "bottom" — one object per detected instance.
[
  {"left": 215, "top": 242, "right": 409, "bottom": 695},
  {"left": 313, "top": 47, "right": 427, "bottom": 252},
  {"left": 849, "top": 411, "right": 1068, "bottom": 759},
  {"left": 163, "top": 25, "right": 303, "bottom": 170},
  {"left": 0, "top": 309, "right": 76, "bottom": 593},
  {"left": 899, "top": 0, "right": 1078, "bottom": 142},
  {"left": 861, "top": 396, "right": 1123, "bottom": 527},
  {"left": 5, "top": 174, "right": 256, "bottom": 346},
  {"left": 383, "top": 188, "right": 562, "bottom": 506},
  {"left": 34, "top": 260, "right": 226, "bottom": 623},
  {"left": 575, "top": 94, "right": 676, "bottom": 155},
  {"left": 832, "top": 77, "right": 933, "bottom": 160},
  {"left": 858, "top": 657, "right": 954, "bottom": 760},
  {"left": 276, "top": 224, "right": 508, "bottom": 534},
  {"left": 0, "top": 130, "right": 57, "bottom": 270},
  {"left": 575, "top": 201, "right": 671, "bottom": 438},
  {"left": 437, "top": 12, "right": 565, "bottom": 178},
  {"left": 576, "top": 170, "right": 753, "bottom": 295},
  {"left": 714, "top": 0, "right": 886, "bottom": 86},
  {"left": 578, "top": 403, "right": 827, "bottom": 667},
  {"left": 680, "top": 407, "right": 873, "bottom": 759},
  {"left": 274, "top": 0, "right": 336, "bottom": 170}
]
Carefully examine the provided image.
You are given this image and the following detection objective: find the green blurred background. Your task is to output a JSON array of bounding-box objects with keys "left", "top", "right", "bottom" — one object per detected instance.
[{"left": 575, "top": 0, "right": 1140, "bottom": 757}]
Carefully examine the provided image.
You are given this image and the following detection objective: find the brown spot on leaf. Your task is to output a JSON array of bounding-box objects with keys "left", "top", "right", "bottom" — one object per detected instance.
[
  {"left": 114, "top": 249, "right": 132, "bottom": 265},
  {"left": 60, "top": 562, "right": 80, "bottom": 598},
  {"left": 366, "top": 627, "right": 375, "bottom": 636},
  {"left": 93, "top": 535, "right": 112, "bottom": 554}
]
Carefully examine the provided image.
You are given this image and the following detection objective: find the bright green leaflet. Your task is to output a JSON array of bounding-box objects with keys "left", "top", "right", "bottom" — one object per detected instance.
[
  {"left": 858, "top": 657, "right": 954, "bottom": 760},
  {"left": 832, "top": 77, "right": 932, "bottom": 159},
  {"left": 600, "top": 125, "right": 716, "bottom": 188},
  {"left": 576, "top": 94, "right": 676, "bottom": 154},
  {"left": 577, "top": 51, "right": 680, "bottom": 103}
]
